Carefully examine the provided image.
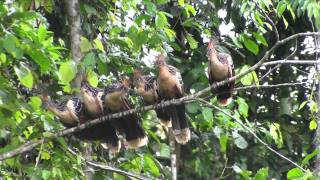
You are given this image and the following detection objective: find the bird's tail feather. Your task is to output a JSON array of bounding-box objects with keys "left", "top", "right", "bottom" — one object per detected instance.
[
  {"left": 165, "top": 104, "right": 190, "bottom": 144},
  {"left": 217, "top": 92, "right": 232, "bottom": 106},
  {"left": 155, "top": 108, "right": 171, "bottom": 127},
  {"left": 112, "top": 115, "right": 148, "bottom": 149}
]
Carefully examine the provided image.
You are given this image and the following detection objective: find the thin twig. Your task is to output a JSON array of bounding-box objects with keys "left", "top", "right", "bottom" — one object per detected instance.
[
  {"left": 261, "top": 60, "right": 317, "bottom": 66},
  {"left": 0, "top": 32, "right": 320, "bottom": 161},
  {"left": 196, "top": 98, "right": 307, "bottom": 172},
  {"left": 65, "top": 147, "right": 151, "bottom": 180},
  {"left": 34, "top": 141, "right": 44, "bottom": 168},
  {"left": 234, "top": 82, "right": 308, "bottom": 91}
]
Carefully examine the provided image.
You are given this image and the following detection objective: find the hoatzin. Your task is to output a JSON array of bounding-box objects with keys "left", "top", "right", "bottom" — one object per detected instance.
[
  {"left": 42, "top": 95, "right": 82, "bottom": 125},
  {"left": 102, "top": 79, "right": 148, "bottom": 149},
  {"left": 133, "top": 69, "right": 171, "bottom": 127},
  {"left": 155, "top": 54, "right": 190, "bottom": 144},
  {"left": 80, "top": 79, "right": 121, "bottom": 153},
  {"left": 207, "top": 39, "right": 235, "bottom": 106}
]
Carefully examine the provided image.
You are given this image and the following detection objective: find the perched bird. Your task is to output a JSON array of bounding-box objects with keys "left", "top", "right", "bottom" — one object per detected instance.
[
  {"left": 80, "top": 79, "right": 121, "bottom": 153},
  {"left": 133, "top": 69, "right": 171, "bottom": 127},
  {"left": 42, "top": 94, "right": 83, "bottom": 125},
  {"left": 207, "top": 39, "right": 235, "bottom": 106},
  {"left": 102, "top": 79, "right": 148, "bottom": 149},
  {"left": 155, "top": 54, "right": 190, "bottom": 144}
]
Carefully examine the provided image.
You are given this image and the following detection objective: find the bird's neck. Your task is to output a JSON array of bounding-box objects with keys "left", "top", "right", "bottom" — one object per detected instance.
[{"left": 209, "top": 51, "right": 225, "bottom": 68}]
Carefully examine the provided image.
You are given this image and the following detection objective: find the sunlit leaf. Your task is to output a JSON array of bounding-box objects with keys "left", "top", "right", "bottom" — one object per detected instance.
[
  {"left": 59, "top": 61, "right": 77, "bottom": 84},
  {"left": 253, "top": 32, "right": 268, "bottom": 47},
  {"left": 219, "top": 134, "right": 228, "bottom": 153},
  {"left": 253, "top": 167, "right": 268, "bottom": 180},
  {"left": 277, "top": 1, "right": 287, "bottom": 17},
  {"left": 87, "top": 70, "right": 98, "bottom": 87},
  {"left": 14, "top": 64, "right": 34, "bottom": 89},
  {"left": 93, "top": 38, "right": 104, "bottom": 52},
  {"left": 155, "top": 12, "right": 168, "bottom": 28},
  {"left": 309, "top": 119, "right": 317, "bottom": 131},
  {"left": 287, "top": 168, "right": 304, "bottom": 179},
  {"left": 80, "top": 37, "right": 92, "bottom": 53},
  {"left": 186, "top": 33, "right": 198, "bottom": 49},
  {"left": 301, "top": 149, "right": 320, "bottom": 166},
  {"left": 244, "top": 38, "right": 259, "bottom": 55}
]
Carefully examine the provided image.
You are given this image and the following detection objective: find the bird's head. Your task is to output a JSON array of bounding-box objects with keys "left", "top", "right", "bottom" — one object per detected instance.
[
  {"left": 132, "top": 69, "right": 144, "bottom": 87},
  {"left": 41, "top": 92, "right": 50, "bottom": 108},
  {"left": 154, "top": 53, "right": 166, "bottom": 67},
  {"left": 207, "top": 38, "right": 218, "bottom": 58}
]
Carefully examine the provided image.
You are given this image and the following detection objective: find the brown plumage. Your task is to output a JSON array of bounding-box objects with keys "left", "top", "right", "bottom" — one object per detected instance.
[
  {"left": 80, "top": 79, "right": 121, "bottom": 154},
  {"left": 155, "top": 54, "right": 190, "bottom": 144},
  {"left": 103, "top": 79, "right": 148, "bottom": 149},
  {"left": 42, "top": 94, "right": 82, "bottom": 125},
  {"left": 207, "top": 39, "right": 235, "bottom": 106},
  {"left": 133, "top": 69, "right": 171, "bottom": 127}
]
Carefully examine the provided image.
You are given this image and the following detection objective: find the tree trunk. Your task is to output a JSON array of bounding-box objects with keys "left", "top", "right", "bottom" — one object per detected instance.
[
  {"left": 64, "top": 0, "right": 83, "bottom": 89},
  {"left": 170, "top": 130, "right": 178, "bottom": 180},
  {"left": 313, "top": 35, "right": 320, "bottom": 174},
  {"left": 64, "top": 0, "right": 92, "bottom": 179}
]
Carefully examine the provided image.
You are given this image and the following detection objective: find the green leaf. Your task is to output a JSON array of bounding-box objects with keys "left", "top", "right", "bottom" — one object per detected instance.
[
  {"left": 59, "top": 61, "right": 77, "bottom": 84},
  {"left": 38, "top": 25, "right": 47, "bottom": 42},
  {"left": 269, "top": 123, "right": 283, "bottom": 148},
  {"left": 93, "top": 38, "right": 105, "bottom": 52},
  {"left": 301, "top": 149, "right": 320, "bottom": 166},
  {"left": 3, "top": 34, "right": 22, "bottom": 58},
  {"left": 236, "top": 97, "right": 249, "bottom": 118},
  {"left": 231, "top": 37, "right": 243, "bottom": 48},
  {"left": 287, "top": 168, "right": 304, "bottom": 179},
  {"left": 185, "top": 4, "right": 196, "bottom": 16},
  {"left": 309, "top": 119, "right": 317, "bottom": 130},
  {"left": 80, "top": 37, "right": 92, "bottom": 53},
  {"left": 253, "top": 167, "right": 268, "bottom": 180},
  {"left": 159, "top": 143, "right": 170, "bottom": 158},
  {"left": 29, "top": 96, "right": 42, "bottom": 111},
  {"left": 186, "top": 33, "right": 198, "bottom": 49},
  {"left": 82, "top": 52, "right": 96, "bottom": 68},
  {"left": 178, "top": 0, "right": 184, "bottom": 6},
  {"left": 277, "top": 2, "right": 287, "bottom": 17},
  {"left": 253, "top": 32, "right": 268, "bottom": 47},
  {"left": 299, "top": 100, "right": 308, "bottom": 110},
  {"left": 144, "top": 154, "right": 160, "bottom": 177},
  {"left": 0, "top": 53, "right": 6, "bottom": 64},
  {"left": 244, "top": 38, "right": 259, "bottom": 55},
  {"left": 14, "top": 64, "right": 34, "bottom": 89},
  {"left": 186, "top": 102, "right": 200, "bottom": 113},
  {"left": 239, "top": 65, "right": 256, "bottom": 86},
  {"left": 202, "top": 107, "right": 213, "bottom": 121},
  {"left": 219, "top": 134, "right": 228, "bottom": 153},
  {"left": 164, "top": 28, "right": 176, "bottom": 41},
  {"left": 282, "top": 16, "right": 288, "bottom": 29},
  {"left": 155, "top": 12, "right": 168, "bottom": 28},
  {"left": 42, "top": 170, "right": 51, "bottom": 180},
  {"left": 232, "top": 131, "right": 248, "bottom": 149},
  {"left": 87, "top": 70, "right": 98, "bottom": 87},
  {"left": 26, "top": 49, "right": 51, "bottom": 74}
]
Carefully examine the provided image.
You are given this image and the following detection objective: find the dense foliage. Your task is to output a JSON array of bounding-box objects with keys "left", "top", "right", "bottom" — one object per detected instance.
[{"left": 0, "top": 0, "right": 320, "bottom": 179}]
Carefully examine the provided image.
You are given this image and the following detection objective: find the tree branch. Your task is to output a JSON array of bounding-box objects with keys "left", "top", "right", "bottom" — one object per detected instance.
[
  {"left": 195, "top": 98, "right": 307, "bottom": 172},
  {"left": 0, "top": 32, "right": 320, "bottom": 161}
]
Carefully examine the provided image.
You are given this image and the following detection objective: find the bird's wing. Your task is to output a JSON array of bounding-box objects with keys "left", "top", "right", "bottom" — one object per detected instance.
[
  {"left": 144, "top": 75, "right": 156, "bottom": 92},
  {"left": 167, "top": 65, "right": 184, "bottom": 94}
]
